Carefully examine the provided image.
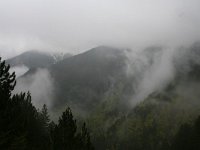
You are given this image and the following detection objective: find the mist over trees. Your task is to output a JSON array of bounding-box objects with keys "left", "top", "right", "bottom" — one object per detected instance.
[
  {"left": 0, "top": 57, "right": 94, "bottom": 150},
  {"left": 1, "top": 43, "right": 200, "bottom": 150},
  {"left": 0, "top": 0, "right": 200, "bottom": 149}
]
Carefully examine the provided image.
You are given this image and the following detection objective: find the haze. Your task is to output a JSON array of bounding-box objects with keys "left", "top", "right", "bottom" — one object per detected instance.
[{"left": 0, "top": 0, "right": 200, "bottom": 58}]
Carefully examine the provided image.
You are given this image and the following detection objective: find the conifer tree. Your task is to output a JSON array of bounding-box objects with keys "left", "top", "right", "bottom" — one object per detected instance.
[
  {"left": 0, "top": 57, "right": 16, "bottom": 101},
  {"left": 53, "top": 107, "right": 77, "bottom": 150},
  {"left": 52, "top": 107, "right": 94, "bottom": 150},
  {"left": 0, "top": 57, "right": 94, "bottom": 150},
  {"left": 0, "top": 58, "right": 51, "bottom": 149},
  {"left": 40, "top": 104, "right": 50, "bottom": 130},
  {"left": 0, "top": 57, "right": 17, "bottom": 149},
  {"left": 80, "top": 123, "right": 94, "bottom": 150},
  {"left": 171, "top": 116, "right": 200, "bottom": 150}
]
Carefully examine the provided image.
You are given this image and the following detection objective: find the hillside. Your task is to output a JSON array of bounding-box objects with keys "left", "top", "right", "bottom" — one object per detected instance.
[
  {"left": 4, "top": 43, "right": 200, "bottom": 150},
  {"left": 13, "top": 43, "right": 200, "bottom": 113},
  {"left": 49, "top": 46, "right": 129, "bottom": 110},
  {"left": 6, "top": 50, "right": 55, "bottom": 68}
]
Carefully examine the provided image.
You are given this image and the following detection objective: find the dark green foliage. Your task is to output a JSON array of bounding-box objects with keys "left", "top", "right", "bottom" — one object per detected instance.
[
  {"left": 0, "top": 57, "right": 16, "bottom": 100},
  {"left": 53, "top": 107, "right": 77, "bottom": 150},
  {"left": 79, "top": 123, "right": 94, "bottom": 150},
  {"left": 8, "top": 93, "right": 50, "bottom": 149},
  {"left": 0, "top": 57, "right": 94, "bottom": 150},
  {"left": 52, "top": 107, "right": 94, "bottom": 150},
  {"left": 0, "top": 89, "right": 51, "bottom": 149},
  {"left": 40, "top": 104, "right": 50, "bottom": 130},
  {"left": 87, "top": 88, "right": 200, "bottom": 150},
  {"left": 0, "top": 57, "right": 51, "bottom": 149},
  {"left": 171, "top": 116, "right": 200, "bottom": 150}
]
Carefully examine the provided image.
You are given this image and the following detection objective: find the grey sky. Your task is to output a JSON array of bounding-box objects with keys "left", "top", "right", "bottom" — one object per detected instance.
[{"left": 0, "top": 0, "right": 200, "bottom": 58}]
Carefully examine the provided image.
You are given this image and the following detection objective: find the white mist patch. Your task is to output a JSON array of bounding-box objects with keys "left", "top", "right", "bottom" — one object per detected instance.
[
  {"left": 14, "top": 69, "right": 54, "bottom": 109},
  {"left": 136, "top": 49, "right": 175, "bottom": 101},
  {"left": 10, "top": 65, "right": 29, "bottom": 78},
  {"left": 126, "top": 48, "right": 176, "bottom": 106}
]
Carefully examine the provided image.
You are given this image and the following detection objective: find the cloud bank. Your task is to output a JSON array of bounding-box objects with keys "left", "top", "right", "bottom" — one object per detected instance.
[
  {"left": 0, "top": 0, "right": 200, "bottom": 58},
  {"left": 14, "top": 69, "right": 55, "bottom": 109}
]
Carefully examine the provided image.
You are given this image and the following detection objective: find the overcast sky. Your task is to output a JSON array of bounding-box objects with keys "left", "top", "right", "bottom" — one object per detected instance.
[{"left": 0, "top": 0, "right": 200, "bottom": 58}]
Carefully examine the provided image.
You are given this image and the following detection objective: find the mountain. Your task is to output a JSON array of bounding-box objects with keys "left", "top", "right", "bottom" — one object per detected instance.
[
  {"left": 178, "top": 42, "right": 200, "bottom": 81},
  {"left": 6, "top": 44, "right": 200, "bottom": 149},
  {"left": 6, "top": 50, "right": 55, "bottom": 68},
  {"left": 11, "top": 46, "right": 131, "bottom": 114},
  {"left": 49, "top": 46, "right": 129, "bottom": 110},
  {"left": 14, "top": 43, "right": 200, "bottom": 113}
]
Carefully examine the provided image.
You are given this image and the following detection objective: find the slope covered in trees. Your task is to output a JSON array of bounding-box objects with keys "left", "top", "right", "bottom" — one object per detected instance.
[
  {"left": 0, "top": 57, "right": 94, "bottom": 150},
  {"left": 3, "top": 43, "right": 200, "bottom": 150}
]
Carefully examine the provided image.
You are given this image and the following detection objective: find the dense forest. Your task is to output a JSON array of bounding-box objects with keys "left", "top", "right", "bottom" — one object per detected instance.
[{"left": 0, "top": 57, "right": 94, "bottom": 150}]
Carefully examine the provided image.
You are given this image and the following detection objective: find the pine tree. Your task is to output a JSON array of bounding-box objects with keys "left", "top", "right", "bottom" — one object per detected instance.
[
  {"left": 0, "top": 58, "right": 52, "bottom": 150},
  {"left": 0, "top": 57, "right": 17, "bottom": 149},
  {"left": 49, "top": 121, "right": 56, "bottom": 149},
  {"left": 40, "top": 104, "right": 50, "bottom": 130},
  {"left": 52, "top": 107, "right": 94, "bottom": 150},
  {"left": 39, "top": 104, "right": 51, "bottom": 149},
  {"left": 53, "top": 107, "right": 77, "bottom": 150},
  {"left": 80, "top": 123, "right": 94, "bottom": 150},
  {"left": 0, "top": 57, "right": 16, "bottom": 101},
  {"left": 171, "top": 116, "right": 200, "bottom": 150},
  {"left": 0, "top": 57, "right": 94, "bottom": 150}
]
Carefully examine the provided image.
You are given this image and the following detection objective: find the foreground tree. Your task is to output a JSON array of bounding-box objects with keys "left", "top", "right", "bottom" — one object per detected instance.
[
  {"left": 0, "top": 57, "right": 51, "bottom": 149},
  {"left": 79, "top": 123, "right": 94, "bottom": 150},
  {"left": 53, "top": 107, "right": 77, "bottom": 150},
  {"left": 52, "top": 107, "right": 94, "bottom": 150},
  {"left": 171, "top": 116, "right": 200, "bottom": 150},
  {"left": 0, "top": 58, "right": 16, "bottom": 100},
  {"left": 0, "top": 57, "right": 94, "bottom": 150}
]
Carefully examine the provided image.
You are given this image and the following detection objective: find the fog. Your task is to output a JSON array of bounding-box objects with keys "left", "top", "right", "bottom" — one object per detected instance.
[
  {"left": 1, "top": 0, "right": 200, "bottom": 109},
  {"left": 125, "top": 47, "right": 176, "bottom": 105},
  {"left": 9, "top": 65, "right": 29, "bottom": 78},
  {"left": 0, "top": 0, "right": 200, "bottom": 58},
  {"left": 14, "top": 69, "right": 55, "bottom": 109}
]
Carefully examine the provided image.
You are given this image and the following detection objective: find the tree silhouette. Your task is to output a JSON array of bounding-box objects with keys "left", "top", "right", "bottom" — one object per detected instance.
[
  {"left": 171, "top": 116, "right": 200, "bottom": 150},
  {"left": 0, "top": 58, "right": 16, "bottom": 100},
  {"left": 0, "top": 57, "right": 94, "bottom": 150},
  {"left": 53, "top": 107, "right": 77, "bottom": 150},
  {"left": 0, "top": 58, "right": 50, "bottom": 149},
  {"left": 52, "top": 107, "right": 94, "bottom": 150},
  {"left": 79, "top": 123, "right": 94, "bottom": 150}
]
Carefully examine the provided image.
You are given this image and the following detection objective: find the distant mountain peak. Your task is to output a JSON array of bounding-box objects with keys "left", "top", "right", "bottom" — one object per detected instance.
[{"left": 6, "top": 50, "right": 55, "bottom": 68}]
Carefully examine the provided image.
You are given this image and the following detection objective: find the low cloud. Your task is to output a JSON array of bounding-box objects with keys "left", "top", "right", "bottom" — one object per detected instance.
[
  {"left": 0, "top": 0, "right": 200, "bottom": 58},
  {"left": 14, "top": 68, "right": 55, "bottom": 109},
  {"left": 125, "top": 43, "right": 200, "bottom": 106},
  {"left": 10, "top": 65, "right": 29, "bottom": 78}
]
